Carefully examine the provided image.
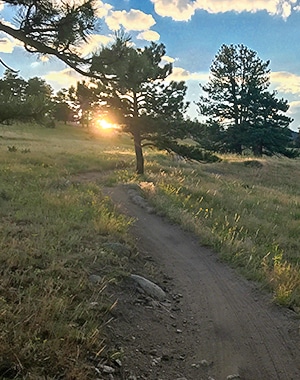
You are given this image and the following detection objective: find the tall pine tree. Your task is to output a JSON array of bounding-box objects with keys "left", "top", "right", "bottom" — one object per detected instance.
[{"left": 197, "top": 44, "right": 293, "bottom": 156}]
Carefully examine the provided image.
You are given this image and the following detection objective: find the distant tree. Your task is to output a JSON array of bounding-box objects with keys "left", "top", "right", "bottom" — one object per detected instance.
[
  {"left": 187, "top": 119, "right": 225, "bottom": 152},
  {"left": 0, "top": 70, "right": 53, "bottom": 124},
  {"left": 295, "top": 129, "right": 300, "bottom": 148},
  {"left": 244, "top": 90, "right": 292, "bottom": 156},
  {"left": 57, "top": 82, "right": 101, "bottom": 127},
  {"left": 0, "top": 70, "right": 26, "bottom": 123},
  {"left": 53, "top": 88, "right": 75, "bottom": 124},
  {"left": 25, "top": 77, "right": 54, "bottom": 122},
  {"left": 91, "top": 39, "right": 215, "bottom": 174},
  {"left": 197, "top": 44, "right": 294, "bottom": 157},
  {"left": 75, "top": 81, "right": 100, "bottom": 128}
]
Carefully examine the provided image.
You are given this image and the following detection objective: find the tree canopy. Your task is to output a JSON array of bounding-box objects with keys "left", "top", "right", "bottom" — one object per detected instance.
[
  {"left": 197, "top": 44, "right": 294, "bottom": 157},
  {"left": 0, "top": 70, "right": 53, "bottom": 124}
]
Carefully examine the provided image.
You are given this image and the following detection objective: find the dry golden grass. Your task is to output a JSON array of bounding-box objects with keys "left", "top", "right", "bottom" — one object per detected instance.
[
  {"left": 0, "top": 123, "right": 135, "bottom": 378},
  {"left": 142, "top": 153, "right": 300, "bottom": 307}
]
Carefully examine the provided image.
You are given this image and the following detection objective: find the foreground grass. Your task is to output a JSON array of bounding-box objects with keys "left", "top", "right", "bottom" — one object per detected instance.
[
  {"left": 0, "top": 123, "right": 136, "bottom": 379},
  {"left": 0, "top": 122, "right": 299, "bottom": 378},
  {"left": 142, "top": 154, "right": 300, "bottom": 308}
]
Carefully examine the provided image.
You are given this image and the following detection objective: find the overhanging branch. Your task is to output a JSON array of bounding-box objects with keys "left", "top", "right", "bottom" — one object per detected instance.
[{"left": 0, "top": 22, "right": 106, "bottom": 81}]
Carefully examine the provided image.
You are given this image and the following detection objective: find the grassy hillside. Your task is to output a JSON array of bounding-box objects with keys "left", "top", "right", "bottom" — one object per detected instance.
[{"left": 0, "top": 123, "right": 299, "bottom": 378}]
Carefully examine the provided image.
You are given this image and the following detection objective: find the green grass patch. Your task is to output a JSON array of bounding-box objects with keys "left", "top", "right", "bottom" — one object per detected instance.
[{"left": 0, "top": 122, "right": 136, "bottom": 378}]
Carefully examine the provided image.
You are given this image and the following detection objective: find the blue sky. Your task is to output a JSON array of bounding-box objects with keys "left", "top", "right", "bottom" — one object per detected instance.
[{"left": 1, "top": 0, "right": 300, "bottom": 130}]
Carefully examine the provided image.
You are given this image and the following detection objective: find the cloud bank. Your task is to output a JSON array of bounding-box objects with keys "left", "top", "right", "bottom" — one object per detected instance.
[
  {"left": 105, "top": 9, "right": 156, "bottom": 31},
  {"left": 137, "top": 30, "right": 160, "bottom": 41},
  {"left": 271, "top": 71, "right": 300, "bottom": 94},
  {"left": 150, "top": 0, "right": 300, "bottom": 21},
  {"left": 44, "top": 68, "right": 84, "bottom": 88},
  {"left": 0, "top": 29, "right": 23, "bottom": 53},
  {"left": 0, "top": 37, "right": 17, "bottom": 53},
  {"left": 167, "top": 66, "right": 209, "bottom": 82},
  {"left": 289, "top": 101, "right": 300, "bottom": 119},
  {"left": 78, "top": 34, "right": 113, "bottom": 57}
]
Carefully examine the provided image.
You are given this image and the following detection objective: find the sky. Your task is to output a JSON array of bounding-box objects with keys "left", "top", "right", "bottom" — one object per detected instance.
[{"left": 1, "top": 0, "right": 300, "bottom": 130}]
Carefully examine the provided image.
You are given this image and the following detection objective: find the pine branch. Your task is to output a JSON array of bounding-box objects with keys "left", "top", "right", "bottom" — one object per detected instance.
[{"left": 0, "top": 21, "right": 106, "bottom": 81}]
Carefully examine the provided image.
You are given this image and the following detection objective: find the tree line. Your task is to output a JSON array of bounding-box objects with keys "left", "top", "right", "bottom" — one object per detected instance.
[{"left": 0, "top": 1, "right": 299, "bottom": 174}]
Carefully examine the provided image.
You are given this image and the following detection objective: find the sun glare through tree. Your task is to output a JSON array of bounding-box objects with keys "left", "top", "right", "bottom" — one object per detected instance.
[
  {"left": 94, "top": 119, "right": 121, "bottom": 136},
  {"left": 98, "top": 119, "right": 118, "bottom": 130}
]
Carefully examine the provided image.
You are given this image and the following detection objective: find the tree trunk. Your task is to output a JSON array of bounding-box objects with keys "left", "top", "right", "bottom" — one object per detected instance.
[
  {"left": 253, "top": 143, "right": 263, "bottom": 157},
  {"left": 133, "top": 131, "right": 144, "bottom": 174},
  {"left": 132, "top": 93, "right": 144, "bottom": 174}
]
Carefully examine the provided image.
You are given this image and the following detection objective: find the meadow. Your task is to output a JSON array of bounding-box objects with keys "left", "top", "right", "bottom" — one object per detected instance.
[{"left": 0, "top": 122, "right": 299, "bottom": 378}]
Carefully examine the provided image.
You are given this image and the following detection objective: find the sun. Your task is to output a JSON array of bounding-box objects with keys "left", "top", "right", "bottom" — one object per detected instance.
[
  {"left": 98, "top": 119, "right": 114, "bottom": 130},
  {"left": 96, "top": 119, "right": 120, "bottom": 132}
]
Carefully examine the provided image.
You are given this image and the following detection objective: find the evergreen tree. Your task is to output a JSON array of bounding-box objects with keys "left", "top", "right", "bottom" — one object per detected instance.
[
  {"left": 91, "top": 39, "right": 214, "bottom": 174},
  {"left": 53, "top": 88, "right": 75, "bottom": 124},
  {"left": 75, "top": 81, "right": 100, "bottom": 128},
  {"left": 0, "top": 70, "right": 26, "bottom": 123},
  {"left": 295, "top": 129, "right": 300, "bottom": 148},
  {"left": 197, "top": 44, "right": 294, "bottom": 156},
  {"left": 0, "top": 70, "right": 53, "bottom": 123}
]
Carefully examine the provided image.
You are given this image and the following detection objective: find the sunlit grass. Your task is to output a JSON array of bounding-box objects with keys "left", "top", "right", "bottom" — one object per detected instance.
[
  {"left": 0, "top": 122, "right": 136, "bottom": 378},
  {"left": 141, "top": 152, "right": 300, "bottom": 308}
]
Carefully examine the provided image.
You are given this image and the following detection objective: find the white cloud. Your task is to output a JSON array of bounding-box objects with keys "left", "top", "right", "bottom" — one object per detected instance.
[
  {"left": 30, "top": 62, "right": 40, "bottom": 68},
  {"left": 39, "top": 55, "right": 49, "bottom": 62},
  {"left": 94, "top": 1, "right": 113, "bottom": 18},
  {"left": 44, "top": 68, "right": 83, "bottom": 88},
  {"left": 288, "top": 100, "right": 300, "bottom": 115},
  {"left": 0, "top": 37, "right": 17, "bottom": 53},
  {"left": 151, "top": 0, "right": 196, "bottom": 21},
  {"left": 287, "top": 101, "right": 300, "bottom": 129},
  {"left": 0, "top": 2, "right": 4, "bottom": 11},
  {"left": 0, "top": 31, "right": 23, "bottom": 53},
  {"left": 0, "top": 19, "right": 15, "bottom": 28},
  {"left": 270, "top": 71, "right": 300, "bottom": 94},
  {"left": 78, "top": 34, "right": 113, "bottom": 56},
  {"left": 105, "top": 9, "right": 156, "bottom": 31},
  {"left": 137, "top": 30, "right": 160, "bottom": 41},
  {"left": 281, "top": 1, "right": 292, "bottom": 18},
  {"left": 162, "top": 55, "right": 176, "bottom": 63},
  {"left": 166, "top": 66, "right": 209, "bottom": 81},
  {"left": 29, "top": 56, "right": 50, "bottom": 68},
  {"left": 52, "top": 0, "right": 113, "bottom": 19},
  {"left": 151, "top": 0, "right": 299, "bottom": 21},
  {"left": 167, "top": 67, "right": 191, "bottom": 81}
]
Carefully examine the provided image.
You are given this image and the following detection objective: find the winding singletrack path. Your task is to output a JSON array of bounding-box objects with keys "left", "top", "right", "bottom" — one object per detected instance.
[{"left": 106, "top": 185, "right": 300, "bottom": 380}]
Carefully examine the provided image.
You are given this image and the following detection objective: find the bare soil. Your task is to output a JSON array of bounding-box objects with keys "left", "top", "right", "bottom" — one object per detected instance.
[{"left": 103, "top": 184, "right": 300, "bottom": 380}]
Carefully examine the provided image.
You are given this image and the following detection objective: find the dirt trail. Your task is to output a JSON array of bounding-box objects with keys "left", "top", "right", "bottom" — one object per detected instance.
[{"left": 104, "top": 185, "right": 300, "bottom": 380}]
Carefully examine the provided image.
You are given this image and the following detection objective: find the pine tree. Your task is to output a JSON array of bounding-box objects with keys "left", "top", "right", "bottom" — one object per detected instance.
[
  {"left": 0, "top": 70, "right": 53, "bottom": 123},
  {"left": 91, "top": 39, "right": 215, "bottom": 174},
  {"left": 197, "top": 44, "right": 293, "bottom": 156}
]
